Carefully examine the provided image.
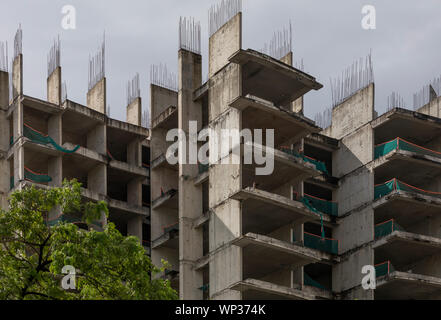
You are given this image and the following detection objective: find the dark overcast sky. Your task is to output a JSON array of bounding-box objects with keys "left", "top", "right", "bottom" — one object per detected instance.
[{"left": 1, "top": 0, "right": 440, "bottom": 122}]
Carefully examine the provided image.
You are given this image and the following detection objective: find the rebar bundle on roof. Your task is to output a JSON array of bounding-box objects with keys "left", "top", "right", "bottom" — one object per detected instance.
[
  {"left": 262, "top": 21, "right": 292, "bottom": 60},
  {"left": 14, "top": 25, "right": 22, "bottom": 59},
  {"left": 208, "top": 0, "right": 242, "bottom": 37},
  {"left": 330, "top": 52, "right": 374, "bottom": 108},
  {"left": 150, "top": 64, "right": 177, "bottom": 92},
  {"left": 0, "top": 41, "right": 7, "bottom": 72},
  {"left": 47, "top": 36, "right": 60, "bottom": 77},
  {"left": 88, "top": 34, "right": 105, "bottom": 91},
  {"left": 179, "top": 17, "right": 201, "bottom": 55},
  {"left": 413, "top": 76, "right": 441, "bottom": 110},
  {"left": 142, "top": 108, "right": 150, "bottom": 129},
  {"left": 387, "top": 91, "right": 406, "bottom": 111},
  {"left": 127, "top": 73, "right": 140, "bottom": 106},
  {"left": 314, "top": 107, "right": 332, "bottom": 129},
  {"left": 295, "top": 58, "right": 304, "bottom": 71}
]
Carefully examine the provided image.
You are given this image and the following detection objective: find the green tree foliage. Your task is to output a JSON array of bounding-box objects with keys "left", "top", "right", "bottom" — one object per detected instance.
[{"left": 0, "top": 179, "right": 177, "bottom": 300}]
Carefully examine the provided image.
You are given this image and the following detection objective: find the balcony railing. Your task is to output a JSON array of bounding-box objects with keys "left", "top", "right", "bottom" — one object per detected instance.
[
  {"left": 375, "top": 261, "right": 394, "bottom": 278},
  {"left": 375, "top": 137, "right": 441, "bottom": 160},
  {"left": 303, "top": 193, "right": 338, "bottom": 217},
  {"left": 279, "top": 146, "right": 329, "bottom": 175},
  {"left": 375, "top": 219, "right": 403, "bottom": 239},
  {"left": 303, "top": 232, "right": 338, "bottom": 255},
  {"left": 375, "top": 178, "right": 441, "bottom": 200}
]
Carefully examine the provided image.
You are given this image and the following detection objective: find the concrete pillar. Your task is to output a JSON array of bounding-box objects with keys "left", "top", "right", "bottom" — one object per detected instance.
[
  {"left": 127, "top": 97, "right": 141, "bottom": 126},
  {"left": 47, "top": 67, "right": 61, "bottom": 105},
  {"left": 0, "top": 71, "right": 9, "bottom": 209},
  {"left": 127, "top": 139, "right": 141, "bottom": 167},
  {"left": 12, "top": 54, "right": 23, "bottom": 100},
  {"left": 87, "top": 78, "right": 106, "bottom": 114},
  {"left": 87, "top": 124, "right": 106, "bottom": 155},
  {"left": 208, "top": 12, "right": 243, "bottom": 300},
  {"left": 280, "top": 52, "right": 303, "bottom": 114},
  {"left": 127, "top": 215, "right": 143, "bottom": 242},
  {"left": 178, "top": 49, "right": 204, "bottom": 299}
]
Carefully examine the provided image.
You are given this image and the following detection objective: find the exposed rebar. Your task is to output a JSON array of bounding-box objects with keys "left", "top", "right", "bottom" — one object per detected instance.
[
  {"left": 330, "top": 51, "right": 374, "bottom": 108},
  {"left": 142, "top": 108, "right": 150, "bottom": 129},
  {"left": 413, "top": 76, "right": 441, "bottom": 110},
  {"left": 208, "top": 0, "right": 242, "bottom": 37},
  {"left": 386, "top": 91, "right": 406, "bottom": 111},
  {"left": 294, "top": 58, "right": 304, "bottom": 71},
  {"left": 47, "top": 36, "right": 60, "bottom": 77},
  {"left": 14, "top": 25, "right": 22, "bottom": 59},
  {"left": 314, "top": 107, "right": 332, "bottom": 129},
  {"left": 150, "top": 64, "right": 177, "bottom": 92},
  {"left": 127, "top": 73, "right": 140, "bottom": 106},
  {"left": 179, "top": 17, "right": 201, "bottom": 55},
  {"left": 0, "top": 41, "right": 8, "bottom": 72},
  {"left": 88, "top": 33, "right": 105, "bottom": 91},
  {"left": 262, "top": 21, "right": 292, "bottom": 60}
]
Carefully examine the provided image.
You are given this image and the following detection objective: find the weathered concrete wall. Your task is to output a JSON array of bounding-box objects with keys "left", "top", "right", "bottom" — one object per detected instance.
[
  {"left": 12, "top": 55, "right": 23, "bottom": 99},
  {"left": 150, "top": 85, "right": 178, "bottom": 121},
  {"left": 127, "top": 97, "right": 141, "bottom": 126},
  {"left": 178, "top": 49, "right": 204, "bottom": 299},
  {"left": 47, "top": 67, "right": 61, "bottom": 105},
  {"left": 209, "top": 13, "right": 241, "bottom": 78},
  {"left": 333, "top": 247, "right": 373, "bottom": 296},
  {"left": 0, "top": 71, "right": 9, "bottom": 208},
  {"left": 87, "top": 78, "right": 106, "bottom": 114},
  {"left": 280, "top": 52, "right": 303, "bottom": 114},
  {"left": 209, "top": 64, "right": 241, "bottom": 122},
  {"left": 417, "top": 96, "right": 441, "bottom": 118},
  {"left": 209, "top": 23, "right": 243, "bottom": 296},
  {"left": 329, "top": 84, "right": 375, "bottom": 140}
]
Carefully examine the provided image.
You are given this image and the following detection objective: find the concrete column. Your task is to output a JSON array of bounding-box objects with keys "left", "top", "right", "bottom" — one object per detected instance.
[
  {"left": 47, "top": 67, "right": 61, "bottom": 105},
  {"left": 280, "top": 52, "right": 303, "bottom": 114},
  {"left": 127, "top": 97, "right": 141, "bottom": 126},
  {"left": 208, "top": 13, "right": 243, "bottom": 300},
  {"left": 127, "top": 215, "right": 143, "bottom": 242},
  {"left": 87, "top": 78, "right": 106, "bottom": 114},
  {"left": 178, "top": 49, "right": 203, "bottom": 300},
  {"left": 0, "top": 71, "right": 9, "bottom": 209},
  {"left": 87, "top": 124, "right": 106, "bottom": 155},
  {"left": 12, "top": 54, "right": 23, "bottom": 100},
  {"left": 127, "top": 139, "right": 141, "bottom": 167}
]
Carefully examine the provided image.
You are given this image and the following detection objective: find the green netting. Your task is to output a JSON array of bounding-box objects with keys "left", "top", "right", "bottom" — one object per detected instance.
[
  {"left": 47, "top": 214, "right": 102, "bottom": 228},
  {"left": 24, "top": 168, "right": 52, "bottom": 183},
  {"left": 301, "top": 197, "right": 325, "bottom": 238},
  {"left": 303, "top": 194, "right": 338, "bottom": 217},
  {"left": 375, "top": 138, "right": 441, "bottom": 160},
  {"left": 198, "top": 284, "right": 209, "bottom": 292},
  {"left": 375, "top": 178, "right": 441, "bottom": 200},
  {"left": 198, "top": 163, "right": 209, "bottom": 174},
  {"left": 10, "top": 176, "right": 14, "bottom": 190},
  {"left": 374, "top": 139, "right": 398, "bottom": 159},
  {"left": 374, "top": 179, "right": 395, "bottom": 199},
  {"left": 280, "top": 148, "right": 329, "bottom": 175},
  {"left": 375, "top": 261, "right": 394, "bottom": 278},
  {"left": 10, "top": 136, "right": 13, "bottom": 146},
  {"left": 24, "top": 124, "right": 80, "bottom": 153},
  {"left": 304, "top": 272, "right": 326, "bottom": 290},
  {"left": 375, "top": 220, "right": 403, "bottom": 239},
  {"left": 304, "top": 233, "right": 338, "bottom": 254}
]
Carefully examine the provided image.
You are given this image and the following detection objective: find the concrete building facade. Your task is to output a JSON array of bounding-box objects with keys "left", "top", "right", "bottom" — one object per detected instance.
[
  {"left": 0, "top": 30, "right": 151, "bottom": 255},
  {"left": 2, "top": 2, "right": 441, "bottom": 301},
  {"left": 150, "top": 5, "right": 441, "bottom": 300}
]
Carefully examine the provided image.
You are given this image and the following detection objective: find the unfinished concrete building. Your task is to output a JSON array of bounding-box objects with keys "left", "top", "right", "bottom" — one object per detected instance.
[
  {"left": 150, "top": 1, "right": 441, "bottom": 300},
  {"left": 0, "top": 29, "right": 151, "bottom": 253}
]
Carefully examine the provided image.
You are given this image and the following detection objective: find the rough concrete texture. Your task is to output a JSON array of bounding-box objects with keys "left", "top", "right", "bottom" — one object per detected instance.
[
  {"left": 209, "top": 13, "right": 242, "bottom": 78},
  {"left": 47, "top": 67, "right": 61, "bottom": 105},
  {"left": 126, "top": 97, "right": 141, "bottom": 126},
  {"left": 12, "top": 55, "right": 23, "bottom": 99},
  {"left": 329, "top": 84, "right": 375, "bottom": 140},
  {"left": 87, "top": 78, "right": 106, "bottom": 114}
]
